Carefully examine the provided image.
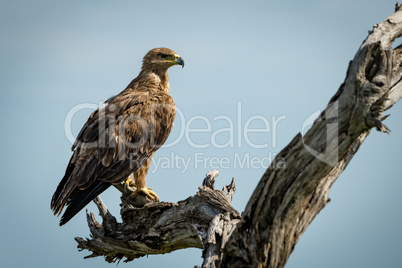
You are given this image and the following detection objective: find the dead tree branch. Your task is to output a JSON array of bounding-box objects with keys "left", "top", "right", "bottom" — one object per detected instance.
[
  {"left": 75, "top": 170, "right": 240, "bottom": 266},
  {"left": 220, "top": 4, "right": 402, "bottom": 268},
  {"left": 75, "top": 4, "right": 401, "bottom": 268}
]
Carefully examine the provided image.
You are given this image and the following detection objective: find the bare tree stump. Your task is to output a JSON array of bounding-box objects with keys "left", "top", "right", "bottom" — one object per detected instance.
[
  {"left": 75, "top": 170, "right": 240, "bottom": 267},
  {"left": 74, "top": 4, "right": 402, "bottom": 268}
]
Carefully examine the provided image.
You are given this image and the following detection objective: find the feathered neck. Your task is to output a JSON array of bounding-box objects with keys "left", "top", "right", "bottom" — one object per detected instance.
[{"left": 134, "top": 67, "right": 170, "bottom": 94}]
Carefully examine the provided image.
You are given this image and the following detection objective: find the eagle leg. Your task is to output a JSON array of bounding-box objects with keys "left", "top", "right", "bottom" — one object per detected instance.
[
  {"left": 124, "top": 174, "right": 136, "bottom": 190},
  {"left": 131, "top": 187, "right": 160, "bottom": 202},
  {"left": 127, "top": 154, "right": 159, "bottom": 202}
]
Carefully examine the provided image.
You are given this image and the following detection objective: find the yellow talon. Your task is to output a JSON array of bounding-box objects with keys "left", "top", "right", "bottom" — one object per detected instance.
[
  {"left": 130, "top": 187, "right": 160, "bottom": 202},
  {"left": 124, "top": 174, "right": 136, "bottom": 190}
]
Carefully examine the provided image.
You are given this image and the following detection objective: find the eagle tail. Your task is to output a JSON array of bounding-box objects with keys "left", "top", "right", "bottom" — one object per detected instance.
[
  {"left": 59, "top": 180, "right": 111, "bottom": 226},
  {"left": 51, "top": 158, "right": 112, "bottom": 226},
  {"left": 50, "top": 161, "right": 76, "bottom": 215}
]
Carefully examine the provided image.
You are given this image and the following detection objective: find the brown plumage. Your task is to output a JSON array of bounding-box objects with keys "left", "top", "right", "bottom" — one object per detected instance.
[{"left": 51, "top": 48, "right": 184, "bottom": 225}]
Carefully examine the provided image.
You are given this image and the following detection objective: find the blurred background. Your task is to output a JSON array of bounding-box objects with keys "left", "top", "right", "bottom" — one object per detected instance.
[{"left": 1, "top": 0, "right": 401, "bottom": 267}]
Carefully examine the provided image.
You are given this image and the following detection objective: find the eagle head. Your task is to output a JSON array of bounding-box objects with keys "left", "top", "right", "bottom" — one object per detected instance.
[{"left": 142, "top": 47, "right": 184, "bottom": 70}]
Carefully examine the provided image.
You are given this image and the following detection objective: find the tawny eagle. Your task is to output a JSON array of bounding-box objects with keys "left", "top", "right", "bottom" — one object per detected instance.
[{"left": 51, "top": 47, "right": 184, "bottom": 226}]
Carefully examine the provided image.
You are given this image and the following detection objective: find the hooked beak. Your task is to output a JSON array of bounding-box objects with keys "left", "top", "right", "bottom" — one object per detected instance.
[{"left": 174, "top": 54, "right": 185, "bottom": 68}]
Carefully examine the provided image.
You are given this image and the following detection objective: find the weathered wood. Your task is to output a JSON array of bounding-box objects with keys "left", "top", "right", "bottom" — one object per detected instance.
[
  {"left": 74, "top": 4, "right": 402, "bottom": 268},
  {"left": 75, "top": 170, "right": 240, "bottom": 264},
  {"left": 201, "top": 174, "right": 239, "bottom": 268},
  {"left": 219, "top": 4, "right": 402, "bottom": 268}
]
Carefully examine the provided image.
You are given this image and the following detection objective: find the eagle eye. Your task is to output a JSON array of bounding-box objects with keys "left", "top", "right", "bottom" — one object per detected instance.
[{"left": 160, "top": 53, "right": 168, "bottom": 59}]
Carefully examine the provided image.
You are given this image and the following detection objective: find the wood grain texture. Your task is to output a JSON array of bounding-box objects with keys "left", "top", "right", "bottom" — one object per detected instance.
[
  {"left": 74, "top": 5, "right": 402, "bottom": 268},
  {"left": 75, "top": 171, "right": 240, "bottom": 265},
  {"left": 220, "top": 4, "right": 402, "bottom": 268}
]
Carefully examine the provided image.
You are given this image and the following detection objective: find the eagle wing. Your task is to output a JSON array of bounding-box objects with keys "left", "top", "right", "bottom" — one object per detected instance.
[{"left": 51, "top": 88, "right": 175, "bottom": 224}]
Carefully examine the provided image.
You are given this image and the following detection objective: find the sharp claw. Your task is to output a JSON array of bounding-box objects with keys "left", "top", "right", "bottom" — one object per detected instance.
[
  {"left": 130, "top": 187, "right": 159, "bottom": 202},
  {"left": 124, "top": 175, "right": 136, "bottom": 190}
]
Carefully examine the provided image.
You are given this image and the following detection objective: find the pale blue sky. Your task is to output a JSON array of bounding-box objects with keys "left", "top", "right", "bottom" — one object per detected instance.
[{"left": 1, "top": 1, "right": 401, "bottom": 267}]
